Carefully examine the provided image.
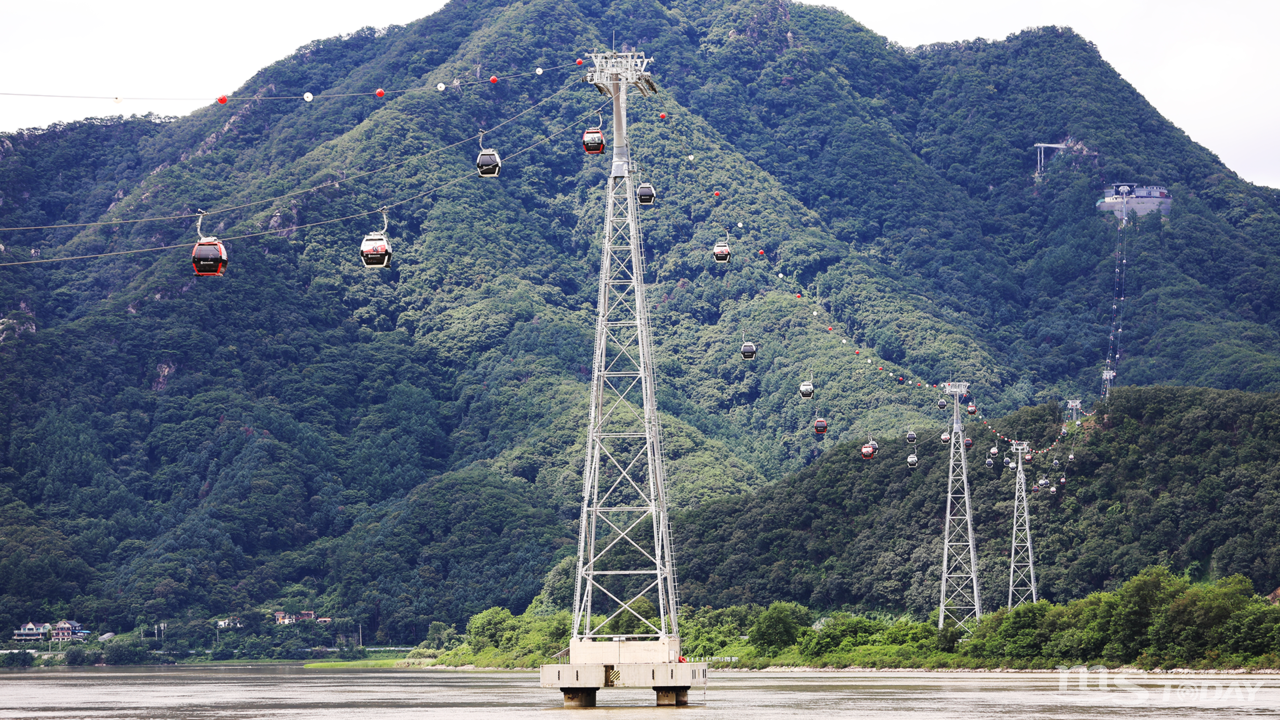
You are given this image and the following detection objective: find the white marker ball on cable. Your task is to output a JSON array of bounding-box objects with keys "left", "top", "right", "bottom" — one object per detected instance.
[
  {"left": 688, "top": 155, "right": 694, "bottom": 161},
  {"left": 303, "top": 92, "right": 314, "bottom": 102},
  {"left": 813, "top": 311, "right": 818, "bottom": 316},
  {"left": 737, "top": 222, "right": 743, "bottom": 228},
  {"left": 842, "top": 339, "right": 847, "bottom": 344},
  {"left": 437, "top": 83, "right": 446, "bottom": 91},
  {"left": 778, "top": 273, "right": 783, "bottom": 279},
  {"left": 113, "top": 97, "right": 123, "bottom": 104},
  {"left": 536, "top": 67, "right": 543, "bottom": 75}
]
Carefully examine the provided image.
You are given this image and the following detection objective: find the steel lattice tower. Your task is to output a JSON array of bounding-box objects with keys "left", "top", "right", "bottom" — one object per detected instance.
[
  {"left": 1067, "top": 399, "right": 1082, "bottom": 423},
  {"left": 569, "top": 51, "right": 681, "bottom": 648},
  {"left": 1007, "top": 441, "right": 1038, "bottom": 608},
  {"left": 938, "top": 382, "right": 982, "bottom": 632}
]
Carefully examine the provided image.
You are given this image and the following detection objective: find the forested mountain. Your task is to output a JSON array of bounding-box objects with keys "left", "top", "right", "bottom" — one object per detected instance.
[{"left": 2, "top": 0, "right": 1279, "bottom": 644}]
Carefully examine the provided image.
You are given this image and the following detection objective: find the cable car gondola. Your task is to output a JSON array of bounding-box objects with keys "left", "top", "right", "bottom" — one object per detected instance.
[
  {"left": 740, "top": 334, "right": 757, "bottom": 360},
  {"left": 191, "top": 212, "right": 227, "bottom": 276},
  {"left": 941, "top": 433, "right": 951, "bottom": 443},
  {"left": 963, "top": 437, "right": 973, "bottom": 450},
  {"left": 1025, "top": 453, "right": 1033, "bottom": 461},
  {"left": 937, "top": 398, "right": 947, "bottom": 410},
  {"left": 636, "top": 182, "right": 657, "bottom": 206},
  {"left": 713, "top": 233, "right": 731, "bottom": 263},
  {"left": 967, "top": 403, "right": 977, "bottom": 415},
  {"left": 814, "top": 418, "right": 828, "bottom": 435},
  {"left": 985, "top": 458, "right": 994, "bottom": 468},
  {"left": 907, "top": 453, "right": 919, "bottom": 468},
  {"left": 1053, "top": 459, "right": 1060, "bottom": 469},
  {"left": 869, "top": 439, "right": 879, "bottom": 451},
  {"left": 906, "top": 431, "right": 917, "bottom": 444},
  {"left": 800, "top": 372, "right": 814, "bottom": 399},
  {"left": 476, "top": 131, "right": 502, "bottom": 177},
  {"left": 1003, "top": 457, "right": 1013, "bottom": 467},
  {"left": 1050, "top": 486, "right": 1057, "bottom": 495},
  {"left": 989, "top": 446, "right": 999, "bottom": 456},
  {"left": 1059, "top": 477, "right": 1066, "bottom": 484},
  {"left": 861, "top": 443, "right": 875, "bottom": 459},
  {"left": 359, "top": 207, "right": 392, "bottom": 268},
  {"left": 582, "top": 114, "right": 606, "bottom": 154},
  {"left": 1068, "top": 454, "right": 1075, "bottom": 462}
]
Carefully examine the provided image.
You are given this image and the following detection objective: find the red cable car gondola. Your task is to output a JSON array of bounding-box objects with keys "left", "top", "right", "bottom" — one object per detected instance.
[
  {"left": 963, "top": 437, "right": 974, "bottom": 450},
  {"left": 861, "top": 443, "right": 875, "bottom": 459},
  {"left": 192, "top": 240, "right": 227, "bottom": 276},
  {"left": 814, "top": 418, "right": 828, "bottom": 435},
  {"left": 190, "top": 212, "right": 227, "bottom": 276},
  {"left": 582, "top": 128, "right": 606, "bottom": 155}
]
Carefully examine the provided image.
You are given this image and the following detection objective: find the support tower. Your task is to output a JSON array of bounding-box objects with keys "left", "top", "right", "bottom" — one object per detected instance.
[
  {"left": 938, "top": 382, "right": 982, "bottom": 632},
  {"left": 540, "top": 51, "right": 706, "bottom": 708},
  {"left": 1007, "top": 441, "right": 1038, "bottom": 608},
  {"left": 1066, "top": 399, "right": 1082, "bottom": 423}
]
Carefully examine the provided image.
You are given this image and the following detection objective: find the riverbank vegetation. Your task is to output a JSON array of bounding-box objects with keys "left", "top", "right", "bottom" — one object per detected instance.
[{"left": 426, "top": 567, "right": 1280, "bottom": 671}]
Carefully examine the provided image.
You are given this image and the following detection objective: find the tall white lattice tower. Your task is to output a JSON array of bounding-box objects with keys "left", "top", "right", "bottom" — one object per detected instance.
[
  {"left": 1007, "top": 441, "right": 1038, "bottom": 608},
  {"left": 542, "top": 51, "right": 705, "bottom": 709},
  {"left": 938, "top": 382, "right": 982, "bottom": 632}
]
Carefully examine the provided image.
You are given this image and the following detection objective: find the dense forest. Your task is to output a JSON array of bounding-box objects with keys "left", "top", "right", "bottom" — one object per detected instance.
[{"left": 3, "top": 0, "right": 1280, "bottom": 650}]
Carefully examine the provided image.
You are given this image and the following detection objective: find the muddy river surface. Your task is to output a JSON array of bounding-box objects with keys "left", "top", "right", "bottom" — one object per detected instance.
[{"left": 0, "top": 666, "right": 1275, "bottom": 718}]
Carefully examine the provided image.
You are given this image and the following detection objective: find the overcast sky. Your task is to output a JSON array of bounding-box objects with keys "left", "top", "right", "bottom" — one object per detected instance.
[{"left": 1, "top": 0, "right": 1275, "bottom": 188}]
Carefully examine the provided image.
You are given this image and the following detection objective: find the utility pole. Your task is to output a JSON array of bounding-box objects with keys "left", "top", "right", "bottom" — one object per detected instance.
[
  {"left": 1007, "top": 441, "right": 1037, "bottom": 608},
  {"left": 542, "top": 50, "right": 704, "bottom": 708},
  {"left": 938, "top": 382, "right": 982, "bottom": 632}
]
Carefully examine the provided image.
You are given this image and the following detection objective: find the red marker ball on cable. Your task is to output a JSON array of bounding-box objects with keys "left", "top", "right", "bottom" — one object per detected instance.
[
  {"left": 714, "top": 191, "right": 720, "bottom": 197},
  {"left": 659, "top": 113, "right": 666, "bottom": 119},
  {"left": 576, "top": 59, "right": 584, "bottom": 65},
  {"left": 758, "top": 249, "right": 764, "bottom": 255},
  {"left": 376, "top": 88, "right": 385, "bottom": 97},
  {"left": 828, "top": 327, "right": 833, "bottom": 332},
  {"left": 217, "top": 95, "right": 227, "bottom": 104},
  {"left": 490, "top": 76, "right": 498, "bottom": 83},
  {"left": 796, "top": 293, "right": 802, "bottom": 298}
]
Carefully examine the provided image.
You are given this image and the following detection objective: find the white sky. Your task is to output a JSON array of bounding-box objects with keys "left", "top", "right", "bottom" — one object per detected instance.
[{"left": 0, "top": 0, "right": 1275, "bottom": 188}]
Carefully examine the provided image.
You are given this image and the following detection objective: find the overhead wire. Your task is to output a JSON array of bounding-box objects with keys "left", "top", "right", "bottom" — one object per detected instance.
[
  {"left": 0, "top": 97, "right": 613, "bottom": 267},
  {"left": 0, "top": 61, "right": 582, "bottom": 103},
  {"left": 0, "top": 73, "right": 581, "bottom": 233}
]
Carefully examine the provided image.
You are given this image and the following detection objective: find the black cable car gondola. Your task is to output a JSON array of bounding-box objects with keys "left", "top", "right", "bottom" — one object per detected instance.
[
  {"left": 906, "top": 431, "right": 917, "bottom": 444},
  {"left": 359, "top": 207, "right": 392, "bottom": 269},
  {"left": 476, "top": 131, "right": 502, "bottom": 177},
  {"left": 985, "top": 458, "right": 994, "bottom": 468},
  {"left": 800, "top": 372, "right": 814, "bottom": 399},
  {"left": 582, "top": 114, "right": 605, "bottom": 154},
  {"left": 1053, "top": 459, "right": 1060, "bottom": 469},
  {"left": 908, "top": 454, "right": 919, "bottom": 468},
  {"left": 814, "top": 418, "right": 828, "bottom": 435},
  {"left": 869, "top": 439, "right": 879, "bottom": 451},
  {"left": 1003, "top": 457, "right": 1013, "bottom": 467},
  {"left": 636, "top": 182, "right": 657, "bottom": 206},
  {"left": 937, "top": 398, "right": 947, "bottom": 410},
  {"left": 191, "top": 211, "right": 227, "bottom": 276}
]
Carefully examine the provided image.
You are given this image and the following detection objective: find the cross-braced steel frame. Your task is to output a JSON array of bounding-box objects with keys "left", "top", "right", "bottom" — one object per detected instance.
[
  {"left": 1007, "top": 441, "right": 1038, "bottom": 608},
  {"left": 570, "top": 52, "right": 679, "bottom": 643},
  {"left": 939, "top": 382, "right": 982, "bottom": 632}
]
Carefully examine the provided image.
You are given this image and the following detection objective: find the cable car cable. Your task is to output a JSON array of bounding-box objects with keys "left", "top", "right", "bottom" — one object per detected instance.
[
  {"left": 0, "top": 61, "right": 582, "bottom": 104},
  {"left": 0, "top": 81, "right": 581, "bottom": 234},
  {"left": 0, "top": 99, "right": 611, "bottom": 267}
]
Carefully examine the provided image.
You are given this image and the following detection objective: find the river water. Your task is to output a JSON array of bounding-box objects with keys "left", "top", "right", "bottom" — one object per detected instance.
[{"left": 0, "top": 666, "right": 1275, "bottom": 718}]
